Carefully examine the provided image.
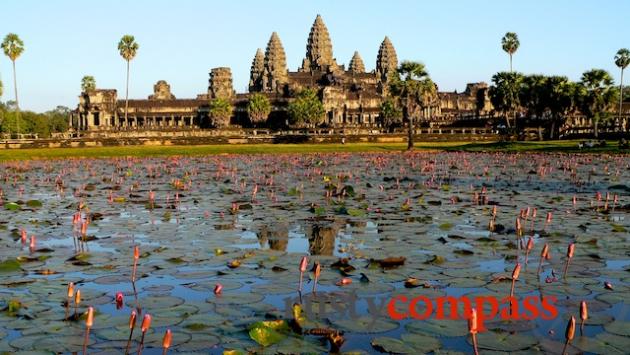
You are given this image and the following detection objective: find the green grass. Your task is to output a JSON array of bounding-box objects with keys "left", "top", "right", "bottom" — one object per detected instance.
[{"left": 0, "top": 140, "right": 626, "bottom": 161}]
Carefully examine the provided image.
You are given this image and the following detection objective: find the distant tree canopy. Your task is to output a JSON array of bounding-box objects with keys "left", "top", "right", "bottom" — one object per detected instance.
[
  {"left": 0, "top": 103, "right": 69, "bottom": 137},
  {"left": 247, "top": 93, "right": 271, "bottom": 125},
  {"left": 287, "top": 88, "right": 325, "bottom": 127},
  {"left": 486, "top": 68, "right": 620, "bottom": 138},
  {"left": 379, "top": 98, "right": 402, "bottom": 130},
  {"left": 208, "top": 98, "right": 233, "bottom": 128}
]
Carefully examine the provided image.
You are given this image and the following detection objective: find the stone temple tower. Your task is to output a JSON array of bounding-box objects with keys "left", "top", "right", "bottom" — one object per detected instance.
[
  {"left": 376, "top": 36, "right": 399, "bottom": 94},
  {"left": 348, "top": 51, "right": 365, "bottom": 74},
  {"left": 262, "top": 32, "right": 288, "bottom": 93},
  {"left": 249, "top": 48, "right": 265, "bottom": 92},
  {"left": 300, "top": 14, "right": 339, "bottom": 72},
  {"left": 208, "top": 67, "right": 235, "bottom": 99}
]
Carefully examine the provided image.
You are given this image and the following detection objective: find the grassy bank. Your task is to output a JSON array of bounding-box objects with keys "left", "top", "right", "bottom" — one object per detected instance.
[{"left": 0, "top": 140, "right": 626, "bottom": 161}]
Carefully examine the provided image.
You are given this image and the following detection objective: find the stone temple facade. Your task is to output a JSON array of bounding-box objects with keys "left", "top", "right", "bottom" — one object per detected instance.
[{"left": 72, "top": 15, "right": 492, "bottom": 131}]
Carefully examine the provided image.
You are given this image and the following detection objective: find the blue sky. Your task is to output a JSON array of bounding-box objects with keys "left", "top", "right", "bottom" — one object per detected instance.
[{"left": 1, "top": 0, "right": 629, "bottom": 112}]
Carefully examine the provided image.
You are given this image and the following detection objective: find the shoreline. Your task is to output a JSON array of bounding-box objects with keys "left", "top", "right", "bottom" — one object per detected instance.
[{"left": 0, "top": 140, "right": 627, "bottom": 161}]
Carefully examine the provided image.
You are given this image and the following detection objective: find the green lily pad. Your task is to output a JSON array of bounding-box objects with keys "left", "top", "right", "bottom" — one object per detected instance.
[
  {"left": 371, "top": 336, "right": 416, "bottom": 354},
  {"left": 0, "top": 259, "right": 21, "bottom": 273},
  {"left": 472, "top": 331, "right": 538, "bottom": 351},
  {"left": 248, "top": 321, "right": 288, "bottom": 347}
]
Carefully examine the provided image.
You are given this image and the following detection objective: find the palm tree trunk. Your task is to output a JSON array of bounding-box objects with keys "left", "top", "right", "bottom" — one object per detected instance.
[
  {"left": 12, "top": 60, "right": 20, "bottom": 138},
  {"left": 594, "top": 119, "right": 599, "bottom": 138},
  {"left": 505, "top": 111, "right": 512, "bottom": 129},
  {"left": 509, "top": 54, "right": 513, "bottom": 72},
  {"left": 406, "top": 106, "right": 414, "bottom": 151},
  {"left": 619, "top": 68, "right": 625, "bottom": 133},
  {"left": 550, "top": 119, "right": 556, "bottom": 140},
  {"left": 125, "top": 60, "right": 130, "bottom": 128}
]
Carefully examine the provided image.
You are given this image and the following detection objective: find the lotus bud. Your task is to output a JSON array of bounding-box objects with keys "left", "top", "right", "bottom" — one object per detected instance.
[
  {"left": 162, "top": 329, "right": 172, "bottom": 349},
  {"left": 336, "top": 277, "right": 352, "bottom": 286},
  {"left": 567, "top": 243, "right": 575, "bottom": 259},
  {"left": 75, "top": 289, "right": 81, "bottom": 305},
  {"left": 129, "top": 310, "right": 137, "bottom": 329},
  {"left": 565, "top": 316, "right": 576, "bottom": 341},
  {"left": 468, "top": 308, "right": 478, "bottom": 334},
  {"left": 115, "top": 292, "right": 124, "bottom": 310},
  {"left": 299, "top": 256, "right": 308, "bottom": 273},
  {"left": 580, "top": 301, "right": 588, "bottom": 321},
  {"left": 541, "top": 244, "right": 549, "bottom": 258},
  {"left": 133, "top": 246, "right": 140, "bottom": 260},
  {"left": 214, "top": 283, "right": 223, "bottom": 295},
  {"left": 67, "top": 282, "right": 75, "bottom": 298},
  {"left": 546, "top": 212, "right": 552, "bottom": 223},
  {"left": 512, "top": 263, "right": 521, "bottom": 280},
  {"left": 141, "top": 314, "right": 151, "bottom": 333},
  {"left": 86, "top": 306, "right": 94, "bottom": 328},
  {"left": 526, "top": 237, "right": 534, "bottom": 251}
]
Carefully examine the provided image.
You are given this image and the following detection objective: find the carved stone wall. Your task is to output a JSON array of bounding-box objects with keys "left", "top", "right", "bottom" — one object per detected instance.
[
  {"left": 149, "top": 80, "right": 175, "bottom": 100},
  {"left": 209, "top": 67, "right": 235, "bottom": 99}
]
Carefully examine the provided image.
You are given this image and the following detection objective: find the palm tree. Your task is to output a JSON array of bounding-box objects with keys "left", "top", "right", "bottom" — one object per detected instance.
[
  {"left": 579, "top": 69, "right": 616, "bottom": 138},
  {"left": 2, "top": 33, "right": 25, "bottom": 137},
  {"left": 81, "top": 76, "right": 96, "bottom": 93},
  {"left": 247, "top": 93, "right": 272, "bottom": 126},
  {"left": 390, "top": 61, "right": 437, "bottom": 150},
  {"left": 208, "top": 98, "right": 233, "bottom": 128},
  {"left": 501, "top": 32, "right": 520, "bottom": 72},
  {"left": 118, "top": 35, "right": 139, "bottom": 128},
  {"left": 489, "top": 71, "right": 524, "bottom": 129},
  {"left": 614, "top": 48, "right": 629, "bottom": 132},
  {"left": 545, "top": 76, "right": 578, "bottom": 139}
]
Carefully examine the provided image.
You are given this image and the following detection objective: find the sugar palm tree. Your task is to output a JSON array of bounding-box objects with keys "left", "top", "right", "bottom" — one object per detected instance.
[
  {"left": 81, "top": 76, "right": 96, "bottom": 93},
  {"left": 501, "top": 32, "right": 520, "bottom": 72},
  {"left": 247, "top": 93, "right": 272, "bottom": 126},
  {"left": 579, "top": 69, "right": 616, "bottom": 138},
  {"left": 489, "top": 71, "right": 524, "bottom": 129},
  {"left": 614, "top": 48, "right": 629, "bottom": 132},
  {"left": 2, "top": 33, "right": 25, "bottom": 137},
  {"left": 390, "top": 61, "right": 437, "bottom": 150},
  {"left": 118, "top": 35, "right": 139, "bottom": 128}
]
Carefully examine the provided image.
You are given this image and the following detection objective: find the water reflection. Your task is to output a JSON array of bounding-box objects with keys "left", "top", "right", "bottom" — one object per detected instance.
[
  {"left": 307, "top": 222, "right": 339, "bottom": 256},
  {"left": 257, "top": 224, "right": 289, "bottom": 251}
]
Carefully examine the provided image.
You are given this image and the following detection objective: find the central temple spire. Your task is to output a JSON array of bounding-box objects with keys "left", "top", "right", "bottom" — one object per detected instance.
[
  {"left": 262, "top": 32, "right": 288, "bottom": 93},
  {"left": 300, "top": 14, "right": 338, "bottom": 72}
]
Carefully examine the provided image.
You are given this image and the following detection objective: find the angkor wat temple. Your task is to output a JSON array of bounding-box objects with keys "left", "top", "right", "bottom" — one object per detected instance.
[{"left": 72, "top": 15, "right": 492, "bottom": 131}]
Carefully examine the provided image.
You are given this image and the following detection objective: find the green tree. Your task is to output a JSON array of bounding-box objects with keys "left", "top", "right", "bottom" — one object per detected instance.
[
  {"left": 520, "top": 75, "right": 548, "bottom": 119},
  {"left": 81, "top": 75, "right": 96, "bottom": 92},
  {"left": 545, "top": 76, "right": 578, "bottom": 139},
  {"left": 247, "top": 93, "right": 272, "bottom": 126},
  {"left": 208, "top": 98, "right": 233, "bottom": 128},
  {"left": 2, "top": 33, "right": 25, "bottom": 137},
  {"left": 579, "top": 69, "right": 617, "bottom": 138},
  {"left": 287, "top": 88, "right": 326, "bottom": 127},
  {"left": 520, "top": 75, "right": 548, "bottom": 140},
  {"left": 614, "top": 48, "right": 629, "bottom": 132},
  {"left": 489, "top": 71, "right": 524, "bottom": 129},
  {"left": 390, "top": 61, "right": 437, "bottom": 150},
  {"left": 118, "top": 35, "right": 139, "bottom": 128},
  {"left": 379, "top": 98, "right": 402, "bottom": 131},
  {"left": 0, "top": 77, "right": 3, "bottom": 98},
  {"left": 46, "top": 106, "right": 71, "bottom": 133},
  {"left": 501, "top": 32, "right": 520, "bottom": 72}
]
